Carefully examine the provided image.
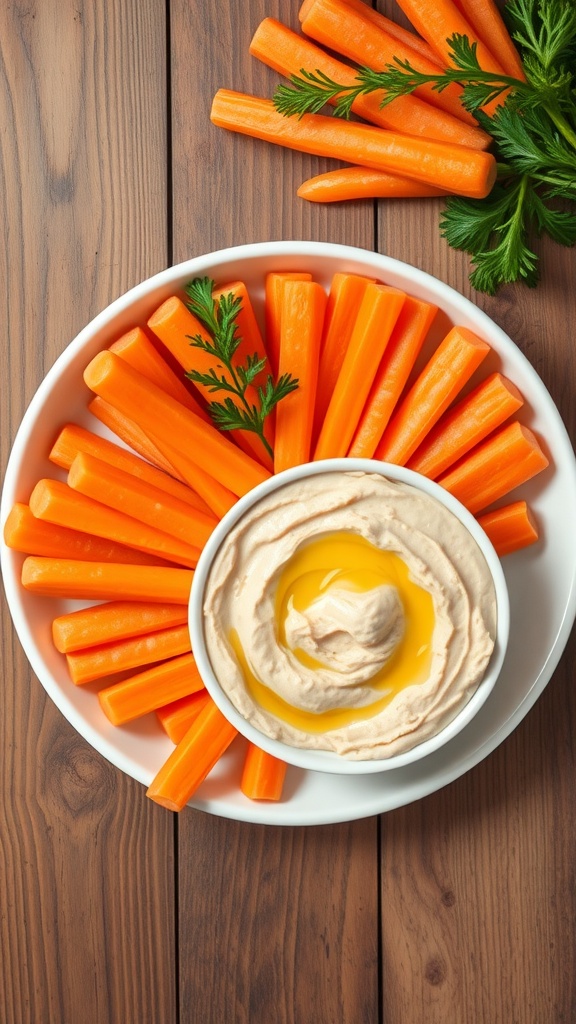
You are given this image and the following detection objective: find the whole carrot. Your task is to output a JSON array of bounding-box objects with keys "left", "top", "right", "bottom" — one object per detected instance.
[{"left": 299, "top": 167, "right": 447, "bottom": 203}]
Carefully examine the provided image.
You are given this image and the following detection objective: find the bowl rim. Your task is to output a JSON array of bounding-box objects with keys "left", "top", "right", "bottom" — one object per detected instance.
[{"left": 189, "top": 457, "right": 511, "bottom": 775}]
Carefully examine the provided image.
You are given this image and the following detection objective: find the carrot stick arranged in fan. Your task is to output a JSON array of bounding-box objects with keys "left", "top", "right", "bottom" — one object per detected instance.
[
  {"left": 407, "top": 372, "right": 524, "bottom": 478},
  {"left": 210, "top": 91, "right": 497, "bottom": 201},
  {"left": 437, "top": 421, "right": 549, "bottom": 515},
  {"left": 451, "top": 0, "right": 526, "bottom": 80},
  {"left": 83, "top": 352, "right": 270, "bottom": 497},
  {"left": 212, "top": 280, "right": 271, "bottom": 389},
  {"left": 477, "top": 500, "right": 539, "bottom": 557},
  {"left": 21, "top": 558, "right": 193, "bottom": 603},
  {"left": 299, "top": 167, "right": 448, "bottom": 203},
  {"left": 146, "top": 698, "right": 238, "bottom": 811},
  {"left": 52, "top": 601, "right": 189, "bottom": 654},
  {"left": 265, "top": 272, "right": 312, "bottom": 378},
  {"left": 348, "top": 295, "right": 438, "bottom": 459},
  {"left": 315, "top": 284, "right": 406, "bottom": 459},
  {"left": 98, "top": 652, "right": 204, "bottom": 725},
  {"left": 66, "top": 623, "right": 191, "bottom": 686},
  {"left": 156, "top": 690, "right": 212, "bottom": 744},
  {"left": 148, "top": 437, "right": 237, "bottom": 519},
  {"left": 375, "top": 325, "right": 490, "bottom": 465},
  {"left": 89, "top": 396, "right": 182, "bottom": 478},
  {"left": 110, "top": 327, "right": 211, "bottom": 419},
  {"left": 274, "top": 279, "right": 327, "bottom": 472},
  {"left": 240, "top": 743, "right": 288, "bottom": 802},
  {"left": 29, "top": 478, "right": 201, "bottom": 568}
]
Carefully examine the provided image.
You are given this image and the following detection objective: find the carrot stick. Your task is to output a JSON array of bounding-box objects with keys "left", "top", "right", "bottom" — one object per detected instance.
[
  {"left": 451, "top": 0, "right": 526, "bottom": 80},
  {"left": 251, "top": 18, "right": 490, "bottom": 150},
  {"left": 147, "top": 294, "right": 272, "bottom": 469},
  {"left": 437, "top": 421, "right": 549, "bottom": 515},
  {"left": 210, "top": 91, "right": 497, "bottom": 201},
  {"left": 52, "top": 600, "right": 189, "bottom": 654},
  {"left": 3, "top": 502, "right": 171, "bottom": 566},
  {"left": 212, "top": 280, "right": 271, "bottom": 388},
  {"left": 375, "top": 325, "right": 490, "bottom": 465},
  {"left": 312, "top": 272, "right": 374, "bottom": 446},
  {"left": 50, "top": 423, "right": 213, "bottom": 515},
  {"left": 348, "top": 295, "right": 438, "bottom": 458},
  {"left": 407, "top": 372, "right": 524, "bottom": 478},
  {"left": 147, "top": 437, "right": 238, "bottom": 519},
  {"left": 300, "top": 0, "right": 480, "bottom": 127},
  {"left": 274, "top": 279, "right": 327, "bottom": 473},
  {"left": 265, "top": 272, "right": 312, "bottom": 378},
  {"left": 89, "top": 396, "right": 183, "bottom": 478},
  {"left": 476, "top": 500, "right": 539, "bottom": 557},
  {"left": 21, "top": 557, "right": 193, "bottom": 603},
  {"left": 393, "top": 0, "right": 507, "bottom": 80},
  {"left": 66, "top": 623, "right": 191, "bottom": 686},
  {"left": 156, "top": 690, "right": 212, "bottom": 744},
  {"left": 319, "top": 0, "right": 443, "bottom": 66},
  {"left": 146, "top": 698, "right": 238, "bottom": 811},
  {"left": 110, "top": 326, "right": 211, "bottom": 419},
  {"left": 98, "top": 652, "right": 204, "bottom": 724},
  {"left": 83, "top": 351, "right": 270, "bottom": 497},
  {"left": 315, "top": 284, "right": 406, "bottom": 459},
  {"left": 29, "top": 479, "right": 201, "bottom": 569},
  {"left": 240, "top": 743, "right": 288, "bottom": 801},
  {"left": 67, "top": 452, "right": 218, "bottom": 551},
  {"left": 299, "top": 167, "right": 448, "bottom": 203}
]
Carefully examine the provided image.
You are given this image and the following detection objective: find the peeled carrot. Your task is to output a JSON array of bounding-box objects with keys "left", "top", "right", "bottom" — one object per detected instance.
[
  {"left": 212, "top": 280, "right": 271, "bottom": 388},
  {"left": 146, "top": 698, "right": 238, "bottom": 811},
  {"left": 348, "top": 295, "right": 438, "bottom": 458},
  {"left": 452, "top": 0, "right": 526, "bottom": 80},
  {"left": 21, "top": 557, "right": 193, "bottom": 603},
  {"left": 375, "top": 325, "right": 490, "bottom": 465},
  {"left": 394, "top": 0, "right": 507, "bottom": 79},
  {"left": 210, "top": 91, "right": 497, "bottom": 201},
  {"left": 110, "top": 326, "right": 211, "bottom": 419},
  {"left": 89, "top": 396, "right": 183, "bottom": 478},
  {"left": 264, "top": 272, "right": 312, "bottom": 378},
  {"left": 477, "top": 500, "right": 539, "bottom": 557},
  {"left": 50, "top": 423, "right": 213, "bottom": 515},
  {"left": 240, "top": 743, "right": 288, "bottom": 801},
  {"left": 315, "top": 284, "right": 406, "bottom": 459},
  {"left": 438, "top": 420, "right": 549, "bottom": 515},
  {"left": 407, "top": 372, "right": 524, "bottom": 478},
  {"left": 66, "top": 623, "right": 191, "bottom": 686},
  {"left": 147, "top": 437, "right": 237, "bottom": 519},
  {"left": 320, "top": 0, "right": 443, "bottom": 66},
  {"left": 29, "top": 478, "right": 201, "bottom": 568},
  {"left": 251, "top": 18, "right": 490, "bottom": 150},
  {"left": 274, "top": 279, "right": 327, "bottom": 473},
  {"left": 52, "top": 601, "right": 189, "bottom": 654},
  {"left": 299, "top": 167, "right": 447, "bottom": 203},
  {"left": 83, "top": 352, "right": 270, "bottom": 497},
  {"left": 67, "top": 452, "right": 218, "bottom": 551},
  {"left": 3, "top": 502, "right": 171, "bottom": 566},
  {"left": 98, "top": 652, "right": 204, "bottom": 725},
  {"left": 156, "top": 690, "right": 212, "bottom": 744}
]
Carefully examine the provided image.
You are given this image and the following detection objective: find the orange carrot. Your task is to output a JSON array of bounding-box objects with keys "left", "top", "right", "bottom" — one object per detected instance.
[
  {"left": 477, "top": 500, "right": 539, "bottom": 557},
  {"left": 375, "top": 325, "right": 490, "bottom": 465},
  {"left": 437, "top": 421, "right": 549, "bottom": 515},
  {"left": 315, "top": 284, "right": 406, "bottom": 459},
  {"left": 147, "top": 437, "right": 238, "bottom": 519},
  {"left": 451, "top": 0, "right": 526, "bottom": 80},
  {"left": 52, "top": 601, "right": 189, "bottom": 654},
  {"left": 147, "top": 294, "right": 272, "bottom": 469},
  {"left": 67, "top": 452, "right": 218, "bottom": 551},
  {"left": 274, "top": 279, "right": 327, "bottom": 472},
  {"left": 146, "top": 698, "right": 238, "bottom": 811},
  {"left": 50, "top": 423, "right": 213, "bottom": 515},
  {"left": 3, "top": 502, "right": 171, "bottom": 566},
  {"left": 212, "top": 280, "right": 271, "bottom": 387},
  {"left": 407, "top": 372, "right": 524, "bottom": 478},
  {"left": 251, "top": 18, "right": 490, "bottom": 150},
  {"left": 348, "top": 295, "right": 438, "bottom": 458},
  {"left": 21, "top": 557, "right": 193, "bottom": 603},
  {"left": 98, "top": 652, "right": 204, "bottom": 725},
  {"left": 240, "top": 743, "right": 288, "bottom": 801},
  {"left": 156, "top": 690, "right": 212, "bottom": 744},
  {"left": 66, "top": 623, "right": 191, "bottom": 686},
  {"left": 300, "top": 0, "right": 480, "bottom": 127},
  {"left": 312, "top": 272, "right": 374, "bottom": 446},
  {"left": 210, "top": 91, "right": 497, "bottom": 201},
  {"left": 265, "top": 272, "right": 312, "bottom": 378},
  {"left": 394, "top": 0, "right": 507, "bottom": 78},
  {"left": 299, "top": 167, "right": 448, "bottom": 203},
  {"left": 83, "top": 351, "right": 270, "bottom": 497},
  {"left": 89, "top": 396, "right": 183, "bottom": 478},
  {"left": 321, "top": 0, "right": 443, "bottom": 65},
  {"left": 110, "top": 326, "right": 211, "bottom": 419}
]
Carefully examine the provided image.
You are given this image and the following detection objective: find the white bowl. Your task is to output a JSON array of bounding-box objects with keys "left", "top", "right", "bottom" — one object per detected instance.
[{"left": 189, "top": 458, "right": 510, "bottom": 774}]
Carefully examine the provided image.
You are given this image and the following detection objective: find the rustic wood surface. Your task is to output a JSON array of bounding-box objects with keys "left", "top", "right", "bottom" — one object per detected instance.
[{"left": 1, "top": 2, "right": 575, "bottom": 1023}]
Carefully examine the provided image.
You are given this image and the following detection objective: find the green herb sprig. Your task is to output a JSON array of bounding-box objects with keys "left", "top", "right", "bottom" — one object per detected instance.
[{"left": 184, "top": 277, "right": 298, "bottom": 459}]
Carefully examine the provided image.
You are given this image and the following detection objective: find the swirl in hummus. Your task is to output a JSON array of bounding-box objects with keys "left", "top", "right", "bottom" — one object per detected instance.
[{"left": 202, "top": 471, "right": 497, "bottom": 760}]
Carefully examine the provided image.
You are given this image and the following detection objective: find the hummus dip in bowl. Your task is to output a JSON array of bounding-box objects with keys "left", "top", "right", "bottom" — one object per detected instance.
[{"left": 190, "top": 458, "right": 510, "bottom": 774}]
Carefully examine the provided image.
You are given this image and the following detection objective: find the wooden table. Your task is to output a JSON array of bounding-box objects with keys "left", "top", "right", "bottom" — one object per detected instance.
[{"left": 2, "top": 3, "right": 575, "bottom": 1022}]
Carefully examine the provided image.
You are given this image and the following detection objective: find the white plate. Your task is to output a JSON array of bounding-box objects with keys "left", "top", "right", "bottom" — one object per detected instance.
[{"left": 2, "top": 241, "right": 576, "bottom": 826}]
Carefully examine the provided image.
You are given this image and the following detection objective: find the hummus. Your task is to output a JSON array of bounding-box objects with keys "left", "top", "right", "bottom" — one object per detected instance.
[{"left": 203, "top": 471, "right": 497, "bottom": 759}]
